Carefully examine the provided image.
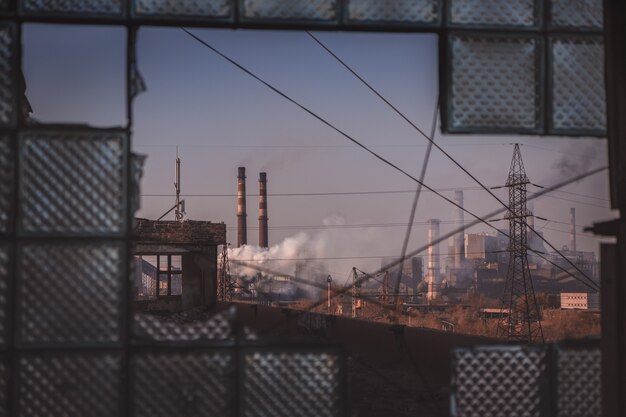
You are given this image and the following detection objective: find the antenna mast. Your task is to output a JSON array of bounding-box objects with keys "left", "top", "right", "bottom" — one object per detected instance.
[{"left": 174, "top": 147, "right": 185, "bottom": 222}]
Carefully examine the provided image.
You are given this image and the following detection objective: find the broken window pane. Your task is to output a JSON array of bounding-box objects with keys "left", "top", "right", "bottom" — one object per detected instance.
[
  {"left": 158, "top": 273, "right": 168, "bottom": 295},
  {"left": 22, "top": 24, "right": 126, "bottom": 127},
  {"left": 135, "top": 255, "right": 157, "bottom": 300},
  {"left": 550, "top": 37, "right": 605, "bottom": 133},
  {"left": 171, "top": 273, "right": 182, "bottom": 295},
  {"left": 0, "top": 23, "right": 16, "bottom": 127},
  {"left": 19, "top": 129, "right": 127, "bottom": 236},
  {"left": 550, "top": 0, "right": 603, "bottom": 29},
  {"left": 17, "top": 242, "right": 124, "bottom": 344},
  {"left": 346, "top": 0, "right": 439, "bottom": 25},
  {"left": 20, "top": 0, "right": 125, "bottom": 17},
  {"left": 449, "top": 0, "right": 539, "bottom": 27},
  {"left": 448, "top": 34, "right": 543, "bottom": 132},
  {"left": 132, "top": 0, "right": 231, "bottom": 19},
  {"left": 241, "top": 0, "right": 338, "bottom": 22}
]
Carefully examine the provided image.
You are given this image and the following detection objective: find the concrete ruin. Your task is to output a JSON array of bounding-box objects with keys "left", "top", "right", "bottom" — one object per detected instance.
[{"left": 133, "top": 218, "right": 226, "bottom": 312}]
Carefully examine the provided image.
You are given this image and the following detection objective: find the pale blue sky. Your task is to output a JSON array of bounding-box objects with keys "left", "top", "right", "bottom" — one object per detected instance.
[{"left": 22, "top": 24, "right": 613, "bottom": 275}]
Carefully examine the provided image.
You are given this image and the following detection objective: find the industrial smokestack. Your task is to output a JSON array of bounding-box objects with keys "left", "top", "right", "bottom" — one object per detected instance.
[
  {"left": 237, "top": 167, "right": 247, "bottom": 247},
  {"left": 258, "top": 172, "right": 268, "bottom": 248},
  {"left": 427, "top": 219, "right": 441, "bottom": 301},
  {"left": 570, "top": 207, "right": 576, "bottom": 252},
  {"left": 453, "top": 190, "right": 465, "bottom": 268}
]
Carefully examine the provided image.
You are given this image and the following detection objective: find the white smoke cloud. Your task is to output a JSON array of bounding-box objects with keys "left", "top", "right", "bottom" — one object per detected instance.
[{"left": 226, "top": 214, "right": 412, "bottom": 292}]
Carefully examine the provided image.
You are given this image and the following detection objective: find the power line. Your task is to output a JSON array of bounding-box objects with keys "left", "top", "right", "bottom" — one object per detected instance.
[
  {"left": 181, "top": 28, "right": 603, "bottom": 291},
  {"left": 305, "top": 31, "right": 600, "bottom": 290},
  {"left": 141, "top": 188, "right": 609, "bottom": 205},
  {"left": 232, "top": 168, "right": 604, "bottom": 294},
  {"left": 235, "top": 168, "right": 604, "bottom": 340}
]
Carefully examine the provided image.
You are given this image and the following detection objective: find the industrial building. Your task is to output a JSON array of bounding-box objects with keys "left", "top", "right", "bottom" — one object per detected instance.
[{"left": 560, "top": 292, "right": 601, "bottom": 311}]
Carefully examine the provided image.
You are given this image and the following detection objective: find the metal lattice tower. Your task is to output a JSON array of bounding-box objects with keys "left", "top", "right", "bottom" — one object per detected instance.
[
  {"left": 218, "top": 244, "right": 233, "bottom": 301},
  {"left": 380, "top": 271, "right": 390, "bottom": 305},
  {"left": 496, "top": 144, "right": 544, "bottom": 343},
  {"left": 351, "top": 267, "right": 361, "bottom": 318}
]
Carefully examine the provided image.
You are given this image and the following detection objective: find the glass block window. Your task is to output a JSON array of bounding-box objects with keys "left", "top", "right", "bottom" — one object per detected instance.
[
  {"left": 451, "top": 346, "right": 547, "bottom": 417},
  {"left": 448, "top": 34, "right": 543, "bottom": 132},
  {"left": 0, "top": 357, "right": 5, "bottom": 417},
  {"left": 132, "top": 351, "right": 234, "bottom": 417},
  {"left": 346, "top": 0, "right": 439, "bottom": 25},
  {"left": 19, "top": 129, "right": 127, "bottom": 236},
  {"left": 0, "top": 136, "right": 12, "bottom": 234},
  {"left": 20, "top": 0, "right": 125, "bottom": 17},
  {"left": 0, "top": 23, "right": 16, "bottom": 128},
  {"left": 17, "top": 242, "right": 124, "bottom": 345},
  {"left": 555, "top": 345, "right": 601, "bottom": 417},
  {"left": 241, "top": 0, "right": 338, "bottom": 22},
  {"left": 0, "top": 247, "right": 7, "bottom": 347},
  {"left": 550, "top": 0, "right": 603, "bottom": 29},
  {"left": 18, "top": 353, "right": 122, "bottom": 417},
  {"left": 449, "top": 0, "right": 539, "bottom": 28},
  {"left": 550, "top": 37, "right": 605, "bottom": 133},
  {"left": 132, "top": 0, "right": 231, "bottom": 20},
  {"left": 242, "top": 350, "right": 343, "bottom": 417}
]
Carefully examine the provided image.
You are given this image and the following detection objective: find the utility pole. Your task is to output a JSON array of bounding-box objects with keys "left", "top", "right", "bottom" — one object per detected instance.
[{"left": 496, "top": 144, "right": 544, "bottom": 343}]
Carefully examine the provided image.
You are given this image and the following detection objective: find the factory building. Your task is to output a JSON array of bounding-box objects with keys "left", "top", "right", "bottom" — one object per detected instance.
[
  {"left": 560, "top": 292, "right": 600, "bottom": 311},
  {"left": 465, "top": 233, "right": 499, "bottom": 263}
]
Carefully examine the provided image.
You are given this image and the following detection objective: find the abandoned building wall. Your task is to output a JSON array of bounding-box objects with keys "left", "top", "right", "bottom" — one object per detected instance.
[
  {"left": 181, "top": 247, "right": 217, "bottom": 310},
  {"left": 135, "top": 218, "right": 226, "bottom": 245},
  {"left": 134, "top": 218, "right": 226, "bottom": 311}
]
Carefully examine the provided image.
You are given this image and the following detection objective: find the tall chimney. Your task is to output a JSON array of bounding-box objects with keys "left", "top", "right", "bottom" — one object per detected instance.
[
  {"left": 570, "top": 207, "right": 576, "bottom": 252},
  {"left": 237, "top": 167, "right": 247, "bottom": 247},
  {"left": 427, "top": 219, "right": 441, "bottom": 301},
  {"left": 453, "top": 190, "right": 465, "bottom": 269},
  {"left": 258, "top": 172, "right": 268, "bottom": 248}
]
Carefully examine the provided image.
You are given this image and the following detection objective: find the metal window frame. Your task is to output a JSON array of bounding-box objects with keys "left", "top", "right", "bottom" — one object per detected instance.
[{"left": 0, "top": 1, "right": 611, "bottom": 416}]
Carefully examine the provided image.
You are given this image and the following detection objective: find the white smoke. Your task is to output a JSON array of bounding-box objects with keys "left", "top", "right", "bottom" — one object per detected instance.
[{"left": 226, "top": 214, "right": 408, "bottom": 293}]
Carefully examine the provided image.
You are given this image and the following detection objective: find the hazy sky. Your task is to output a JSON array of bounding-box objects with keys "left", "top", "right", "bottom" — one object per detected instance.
[{"left": 22, "top": 24, "right": 614, "bottom": 278}]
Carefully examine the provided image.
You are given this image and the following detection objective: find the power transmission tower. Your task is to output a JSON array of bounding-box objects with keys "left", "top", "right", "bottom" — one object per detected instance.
[
  {"left": 380, "top": 270, "right": 390, "bottom": 305},
  {"left": 496, "top": 144, "right": 544, "bottom": 343},
  {"left": 352, "top": 267, "right": 361, "bottom": 318},
  {"left": 218, "top": 244, "right": 233, "bottom": 301}
]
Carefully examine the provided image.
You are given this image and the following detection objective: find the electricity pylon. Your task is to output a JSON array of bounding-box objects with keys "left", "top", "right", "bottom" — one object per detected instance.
[{"left": 496, "top": 144, "right": 544, "bottom": 343}]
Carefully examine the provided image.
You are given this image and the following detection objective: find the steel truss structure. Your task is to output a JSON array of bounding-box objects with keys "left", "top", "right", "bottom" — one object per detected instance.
[{"left": 497, "top": 144, "right": 543, "bottom": 343}]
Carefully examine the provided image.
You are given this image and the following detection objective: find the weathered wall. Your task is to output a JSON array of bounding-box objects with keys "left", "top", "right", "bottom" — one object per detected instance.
[
  {"left": 135, "top": 218, "right": 226, "bottom": 246},
  {"left": 182, "top": 247, "right": 218, "bottom": 311}
]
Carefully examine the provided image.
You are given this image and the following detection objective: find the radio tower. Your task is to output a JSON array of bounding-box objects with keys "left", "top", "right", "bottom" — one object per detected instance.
[{"left": 496, "top": 144, "right": 544, "bottom": 343}]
